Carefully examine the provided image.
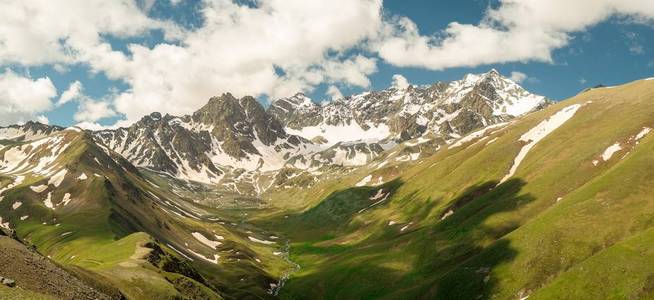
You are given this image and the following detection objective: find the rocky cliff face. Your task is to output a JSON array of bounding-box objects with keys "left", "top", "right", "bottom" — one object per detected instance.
[
  {"left": 269, "top": 69, "right": 548, "bottom": 144},
  {"left": 93, "top": 93, "right": 315, "bottom": 184}
]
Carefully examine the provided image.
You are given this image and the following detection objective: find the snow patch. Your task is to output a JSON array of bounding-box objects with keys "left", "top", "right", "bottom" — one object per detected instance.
[
  {"left": 0, "top": 217, "right": 10, "bottom": 229},
  {"left": 248, "top": 236, "right": 276, "bottom": 245},
  {"left": 370, "top": 189, "right": 386, "bottom": 201},
  {"left": 30, "top": 185, "right": 48, "bottom": 193},
  {"left": 441, "top": 209, "right": 454, "bottom": 220},
  {"left": 501, "top": 104, "right": 581, "bottom": 183},
  {"left": 192, "top": 232, "right": 222, "bottom": 249},
  {"left": 449, "top": 123, "right": 508, "bottom": 149},
  {"left": 635, "top": 127, "right": 651, "bottom": 141},
  {"left": 404, "top": 137, "right": 431, "bottom": 147},
  {"left": 77, "top": 173, "right": 88, "bottom": 180},
  {"left": 61, "top": 193, "right": 72, "bottom": 206},
  {"left": 48, "top": 169, "right": 68, "bottom": 187},
  {"left": 187, "top": 249, "right": 219, "bottom": 264},
  {"left": 44, "top": 192, "right": 54, "bottom": 209},
  {"left": 601, "top": 143, "right": 622, "bottom": 161},
  {"left": 355, "top": 175, "right": 372, "bottom": 187},
  {"left": 12, "top": 201, "right": 22, "bottom": 210}
]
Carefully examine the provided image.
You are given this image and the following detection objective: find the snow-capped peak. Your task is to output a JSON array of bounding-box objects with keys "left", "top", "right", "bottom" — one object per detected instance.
[{"left": 271, "top": 93, "right": 317, "bottom": 112}]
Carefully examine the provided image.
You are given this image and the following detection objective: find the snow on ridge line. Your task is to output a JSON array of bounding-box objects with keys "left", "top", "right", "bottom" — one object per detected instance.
[{"left": 500, "top": 104, "right": 582, "bottom": 183}]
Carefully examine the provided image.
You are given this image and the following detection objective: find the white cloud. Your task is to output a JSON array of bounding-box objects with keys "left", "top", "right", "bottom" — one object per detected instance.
[
  {"left": 390, "top": 74, "right": 410, "bottom": 90},
  {"left": 74, "top": 121, "right": 110, "bottom": 131},
  {"left": 58, "top": 81, "right": 83, "bottom": 106},
  {"left": 74, "top": 99, "right": 116, "bottom": 123},
  {"left": 0, "top": 69, "right": 57, "bottom": 125},
  {"left": 376, "top": 0, "right": 654, "bottom": 70},
  {"left": 1, "top": 0, "right": 654, "bottom": 126},
  {"left": 0, "top": 0, "right": 181, "bottom": 67},
  {"left": 36, "top": 115, "right": 50, "bottom": 125},
  {"left": 326, "top": 85, "right": 343, "bottom": 100},
  {"left": 509, "top": 71, "right": 528, "bottom": 83},
  {"left": 56, "top": 81, "right": 117, "bottom": 123},
  {"left": 107, "top": 0, "right": 383, "bottom": 123}
]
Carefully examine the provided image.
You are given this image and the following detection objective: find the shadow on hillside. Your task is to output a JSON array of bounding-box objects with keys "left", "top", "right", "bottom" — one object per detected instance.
[
  {"left": 284, "top": 179, "right": 407, "bottom": 240},
  {"left": 278, "top": 178, "right": 535, "bottom": 300}
]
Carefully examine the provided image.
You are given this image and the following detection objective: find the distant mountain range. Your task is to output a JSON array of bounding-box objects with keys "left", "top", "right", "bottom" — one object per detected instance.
[{"left": 4, "top": 70, "right": 548, "bottom": 187}]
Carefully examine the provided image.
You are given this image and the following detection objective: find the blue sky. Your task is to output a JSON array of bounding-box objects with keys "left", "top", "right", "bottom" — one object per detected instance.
[{"left": 0, "top": 0, "right": 652, "bottom": 128}]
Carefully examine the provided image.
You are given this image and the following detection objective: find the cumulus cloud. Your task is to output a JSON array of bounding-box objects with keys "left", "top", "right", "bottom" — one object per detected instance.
[
  {"left": 326, "top": 85, "right": 344, "bottom": 101},
  {"left": 74, "top": 100, "right": 116, "bottom": 123},
  {"left": 376, "top": 0, "right": 654, "bottom": 70},
  {"left": 104, "top": 0, "right": 383, "bottom": 122},
  {"left": 509, "top": 71, "right": 528, "bottom": 83},
  {"left": 0, "top": 69, "right": 57, "bottom": 125},
  {"left": 1, "top": 0, "right": 653, "bottom": 126},
  {"left": 0, "top": 0, "right": 181, "bottom": 67},
  {"left": 36, "top": 115, "right": 50, "bottom": 125},
  {"left": 390, "top": 74, "right": 410, "bottom": 90},
  {"left": 58, "top": 81, "right": 83, "bottom": 106},
  {"left": 56, "top": 81, "right": 117, "bottom": 123}
]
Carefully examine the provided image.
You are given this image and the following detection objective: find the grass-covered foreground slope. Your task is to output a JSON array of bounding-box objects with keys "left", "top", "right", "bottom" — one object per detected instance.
[
  {"left": 0, "top": 130, "right": 294, "bottom": 299},
  {"left": 253, "top": 78, "right": 654, "bottom": 299}
]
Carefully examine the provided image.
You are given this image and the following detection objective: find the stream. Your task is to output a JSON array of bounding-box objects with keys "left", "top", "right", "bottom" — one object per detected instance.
[{"left": 269, "top": 239, "right": 301, "bottom": 296}]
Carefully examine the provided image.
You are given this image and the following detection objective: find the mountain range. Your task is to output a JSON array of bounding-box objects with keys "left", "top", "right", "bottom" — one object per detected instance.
[{"left": 1, "top": 71, "right": 653, "bottom": 299}]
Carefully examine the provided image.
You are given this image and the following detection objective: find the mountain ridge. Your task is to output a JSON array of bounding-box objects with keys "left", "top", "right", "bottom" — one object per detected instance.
[{"left": 2, "top": 70, "right": 548, "bottom": 188}]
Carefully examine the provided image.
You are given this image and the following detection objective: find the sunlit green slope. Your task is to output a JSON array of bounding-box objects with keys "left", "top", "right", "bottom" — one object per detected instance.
[{"left": 255, "top": 78, "right": 654, "bottom": 299}]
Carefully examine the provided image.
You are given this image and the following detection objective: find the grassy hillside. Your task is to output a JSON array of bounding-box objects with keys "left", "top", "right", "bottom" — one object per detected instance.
[
  {"left": 251, "top": 78, "right": 654, "bottom": 299},
  {"left": 0, "top": 130, "right": 293, "bottom": 299}
]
